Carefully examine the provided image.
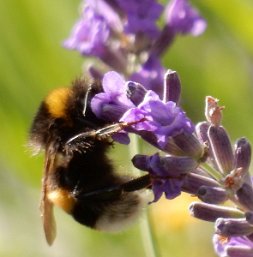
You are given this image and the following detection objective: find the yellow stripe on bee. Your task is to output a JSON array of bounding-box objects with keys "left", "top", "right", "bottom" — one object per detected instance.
[
  {"left": 45, "top": 88, "right": 72, "bottom": 119},
  {"left": 47, "top": 188, "right": 76, "bottom": 213}
]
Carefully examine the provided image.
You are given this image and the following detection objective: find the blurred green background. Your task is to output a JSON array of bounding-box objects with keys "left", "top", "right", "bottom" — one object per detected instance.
[{"left": 0, "top": 0, "right": 253, "bottom": 256}]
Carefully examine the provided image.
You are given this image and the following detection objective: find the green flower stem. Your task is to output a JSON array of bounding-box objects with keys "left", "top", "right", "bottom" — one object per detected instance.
[
  {"left": 200, "top": 162, "right": 223, "bottom": 182},
  {"left": 129, "top": 134, "right": 160, "bottom": 257}
]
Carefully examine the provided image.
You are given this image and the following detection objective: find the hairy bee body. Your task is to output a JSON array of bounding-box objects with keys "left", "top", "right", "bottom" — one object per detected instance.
[{"left": 29, "top": 79, "right": 149, "bottom": 245}]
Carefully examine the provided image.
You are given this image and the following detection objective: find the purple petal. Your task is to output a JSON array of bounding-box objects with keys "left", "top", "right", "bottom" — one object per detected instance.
[
  {"left": 117, "top": 0, "right": 163, "bottom": 39},
  {"left": 91, "top": 92, "right": 111, "bottom": 118},
  {"left": 151, "top": 179, "right": 165, "bottom": 202},
  {"left": 91, "top": 71, "right": 135, "bottom": 120},
  {"left": 131, "top": 56, "right": 165, "bottom": 98},
  {"left": 111, "top": 132, "right": 130, "bottom": 144},
  {"left": 165, "top": 0, "right": 207, "bottom": 36},
  {"left": 103, "top": 71, "right": 126, "bottom": 93},
  {"left": 85, "top": 0, "right": 122, "bottom": 31},
  {"left": 164, "top": 178, "right": 183, "bottom": 199},
  {"left": 63, "top": 6, "right": 110, "bottom": 56},
  {"left": 148, "top": 101, "right": 176, "bottom": 125}
]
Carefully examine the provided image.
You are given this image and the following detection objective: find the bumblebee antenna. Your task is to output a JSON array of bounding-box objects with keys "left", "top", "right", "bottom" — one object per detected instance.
[{"left": 82, "top": 86, "right": 92, "bottom": 117}]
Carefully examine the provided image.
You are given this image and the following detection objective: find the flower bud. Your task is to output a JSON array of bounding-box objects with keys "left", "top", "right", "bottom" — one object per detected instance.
[
  {"left": 127, "top": 81, "right": 147, "bottom": 106},
  {"left": 236, "top": 183, "right": 253, "bottom": 211},
  {"left": 235, "top": 137, "right": 252, "bottom": 185},
  {"left": 235, "top": 138, "right": 251, "bottom": 171},
  {"left": 227, "top": 247, "right": 253, "bottom": 257},
  {"left": 182, "top": 172, "right": 219, "bottom": 195},
  {"left": 215, "top": 218, "right": 253, "bottom": 237},
  {"left": 208, "top": 125, "right": 234, "bottom": 174},
  {"left": 195, "top": 121, "right": 209, "bottom": 144},
  {"left": 132, "top": 154, "right": 150, "bottom": 171},
  {"left": 88, "top": 65, "right": 103, "bottom": 80},
  {"left": 198, "top": 186, "right": 228, "bottom": 204},
  {"left": 172, "top": 132, "right": 204, "bottom": 159},
  {"left": 163, "top": 70, "right": 181, "bottom": 104},
  {"left": 195, "top": 122, "right": 218, "bottom": 169},
  {"left": 189, "top": 202, "right": 244, "bottom": 222}
]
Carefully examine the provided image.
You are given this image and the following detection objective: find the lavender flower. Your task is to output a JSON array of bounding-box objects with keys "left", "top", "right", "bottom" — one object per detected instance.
[
  {"left": 151, "top": 0, "right": 207, "bottom": 56},
  {"left": 63, "top": 6, "right": 110, "bottom": 57},
  {"left": 131, "top": 56, "right": 165, "bottom": 98},
  {"left": 132, "top": 153, "right": 198, "bottom": 201},
  {"left": 91, "top": 71, "right": 135, "bottom": 121},
  {"left": 64, "top": 0, "right": 206, "bottom": 82},
  {"left": 88, "top": 68, "right": 253, "bottom": 256},
  {"left": 120, "top": 90, "right": 194, "bottom": 151},
  {"left": 116, "top": 0, "right": 163, "bottom": 39},
  {"left": 165, "top": 0, "right": 207, "bottom": 36}
]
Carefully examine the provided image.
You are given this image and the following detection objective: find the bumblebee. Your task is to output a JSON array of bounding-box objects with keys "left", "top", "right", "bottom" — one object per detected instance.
[{"left": 29, "top": 78, "right": 151, "bottom": 245}]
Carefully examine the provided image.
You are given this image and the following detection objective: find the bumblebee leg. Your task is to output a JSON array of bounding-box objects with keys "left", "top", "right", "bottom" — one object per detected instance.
[
  {"left": 75, "top": 174, "right": 151, "bottom": 201},
  {"left": 121, "top": 174, "right": 151, "bottom": 192},
  {"left": 66, "top": 118, "right": 146, "bottom": 149},
  {"left": 94, "top": 117, "right": 146, "bottom": 140}
]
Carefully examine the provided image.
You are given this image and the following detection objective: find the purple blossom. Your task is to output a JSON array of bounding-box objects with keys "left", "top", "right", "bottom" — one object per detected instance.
[
  {"left": 85, "top": 0, "right": 123, "bottom": 31},
  {"left": 91, "top": 71, "right": 135, "bottom": 121},
  {"left": 117, "top": 0, "right": 163, "bottom": 39},
  {"left": 152, "top": 178, "right": 183, "bottom": 202},
  {"left": 213, "top": 234, "right": 253, "bottom": 257},
  {"left": 63, "top": 6, "right": 110, "bottom": 57},
  {"left": 132, "top": 153, "right": 197, "bottom": 202},
  {"left": 165, "top": 0, "right": 207, "bottom": 36},
  {"left": 131, "top": 56, "right": 165, "bottom": 98},
  {"left": 120, "top": 90, "right": 194, "bottom": 150}
]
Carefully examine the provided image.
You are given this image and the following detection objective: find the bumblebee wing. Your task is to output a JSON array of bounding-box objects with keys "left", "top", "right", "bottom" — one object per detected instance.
[{"left": 40, "top": 147, "right": 57, "bottom": 245}]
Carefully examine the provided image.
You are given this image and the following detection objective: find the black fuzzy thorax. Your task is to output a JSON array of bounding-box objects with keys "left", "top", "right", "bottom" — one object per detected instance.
[{"left": 29, "top": 79, "right": 140, "bottom": 228}]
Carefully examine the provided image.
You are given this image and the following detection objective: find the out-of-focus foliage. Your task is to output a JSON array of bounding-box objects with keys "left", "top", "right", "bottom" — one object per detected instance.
[{"left": 0, "top": 0, "right": 253, "bottom": 257}]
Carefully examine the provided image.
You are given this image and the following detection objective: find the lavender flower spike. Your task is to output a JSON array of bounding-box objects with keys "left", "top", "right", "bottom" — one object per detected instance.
[{"left": 63, "top": 5, "right": 126, "bottom": 72}]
